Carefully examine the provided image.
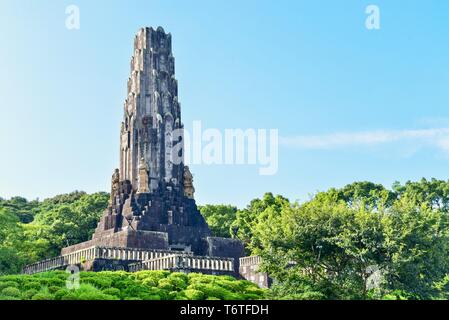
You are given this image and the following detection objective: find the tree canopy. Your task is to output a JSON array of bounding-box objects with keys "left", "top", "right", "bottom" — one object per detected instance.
[
  {"left": 2, "top": 178, "right": 449, "bottom": 300},
  {"left": 0, "top": 192, "right": 109, "bottom": 275}
]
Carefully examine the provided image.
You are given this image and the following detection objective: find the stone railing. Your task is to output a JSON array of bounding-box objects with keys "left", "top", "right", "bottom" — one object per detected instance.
[
  {"left": 22, "top": 246, "right": 193, "bottom": 275},
  {"left": 239, "top": 256, "right": 262, "bottom": 267},
  {"left": 22, "top": 256, "right": 67, "bottom": 275},
  {"left": 129, "top": 254, "right": 234, "bottom": 273}
]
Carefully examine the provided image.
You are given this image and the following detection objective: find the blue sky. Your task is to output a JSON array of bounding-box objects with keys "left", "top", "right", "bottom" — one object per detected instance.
[{"left": 0, "top": 0, "right": 448, "bottom": 208}]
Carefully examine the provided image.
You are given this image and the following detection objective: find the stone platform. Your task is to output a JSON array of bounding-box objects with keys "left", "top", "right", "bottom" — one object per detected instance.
[{"left": 23, "top": 245, "right": 236, "bottom": 276}]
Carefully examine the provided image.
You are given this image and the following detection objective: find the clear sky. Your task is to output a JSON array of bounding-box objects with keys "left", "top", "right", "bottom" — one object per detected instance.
[{"left": 0, "top": 0, "right": 448, "bottom": 208}]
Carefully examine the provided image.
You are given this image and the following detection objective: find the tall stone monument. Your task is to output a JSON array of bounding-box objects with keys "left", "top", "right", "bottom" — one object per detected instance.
[{"left": 61, "top": 27, "right": 244, "bottom": 267}]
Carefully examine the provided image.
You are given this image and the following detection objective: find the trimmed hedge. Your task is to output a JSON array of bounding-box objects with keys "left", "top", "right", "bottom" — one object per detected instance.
[{"left": 0, "top": 271, "right": 266, "bottom": 300}]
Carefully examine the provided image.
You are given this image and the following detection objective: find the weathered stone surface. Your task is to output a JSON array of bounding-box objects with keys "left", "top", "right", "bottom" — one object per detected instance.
[
  {"left": 86, "top": 259, "right": 134, "bottom": 272},
  {"left": 205, "top": 237, "right": 245, "bottom": 273},
  {"left": 183, "top": 166, "right": 195, "bottom": 199},
  {"left": 62, "top": 229, "right": 169, "bottom": 255},
  {"left": 239, "top": 256, "right": 272, "bottom": 288},
  {"left": 120, "top": 27, "right": 182, "bottom": 191}
]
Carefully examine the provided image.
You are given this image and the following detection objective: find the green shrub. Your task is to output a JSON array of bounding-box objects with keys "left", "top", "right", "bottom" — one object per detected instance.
[
  {"left": 0, "top": 281, "right": 19, "bottom": 290},
  {"left": 47, "top": 278, "right": 65, "bottom": 287},
  {"left": 168, "top": 273, "right": 188, "bottom": 283},
  {"left": 37, "top": 278, "right": 65, "bottom": 288},
  {"left": 48, "top": 286, "right": 63, "bottom": 294},
  {"left": 60, "top": 292, "right": 78, "bottom": 300},
  {"left": 102, "top": 288, "right": 121, "bottom": 297},
  {"left": 221, "top": 292, "right": 244, "bottom": 300},
  {"left": 141, "top": 277, "right": 158, "bottom": 287},
  {"left": 54, "top": 289, "right": 70, "bottom": 300},
  {"left": 58, "top": 283, "right": 118, "bottom": 300},
  {"left": 145, "top": 287, "right": 166, "bottom": 297},
  {"left": 0, "top": 295, "right": 20, "bottom": 300},
  {"left": 187, "top": 283, "right": 229, "bottom": 299},
  {"left": 32, "top": 292, "right": 54, "bottom": 300},
  {"left": 31, "top": 287, "right": 54, "bottom": 300},
  {"left": 136, "top": 294, "right": 161, "bottom": 300},
  {"left": 1, "top": 287, "right": 21, "bottom": 297},
  {"left": 167, "top": 273, "right": 188, "bottom": 290},
  {"left": 134, "top": 270, "right": 168, "bottom": 281},
  {"left": 188, "top": 273, "right": 216, "bottom": 285},
  {"left": 167, "top": 291, "right": 178, "bottom": 300},
  {"left": 157, "top": 278, "right": 175, "bottom": 292},
  {"left": 214, "top": 279, "right": 241, "bottom": 292},
  {"left": 219, "top": 275, "right": 237, "bottom": 282},
  {"left": 112, "top": 279, "right": 135, "bottom": 291},
  {"left": 241, "top": 293, "right": 264, "bottom": 300},
  {"left": 174, "top": 294, "right": 188, "bottom": 300},
  {"left": 23, "top": 289, "right": 39, "bottom": 300},
  {"left": 23, "top": 281, "right": 42, "bottom": 291},
  {"left": 0, "top": 275, "right": 23, "bottom": 284},
  {"left": 77, "top": 292, "right": 118, "bottom": 300},
  {"left": 122, "top": 283, "right": 157, "bottom": 300},
  {"left": 137, "top": 270, "right": 169, "bottom": 287},
  {"left": 183, "top": 289, "right": 205, "bottom": 300},
  {"left": 242, "top": 286, "right": 266, "bottom": 298},
  {"left": 280, "top": 292, "right": 326, "bottom": 300},
  {"left": 82, "top": 276, "right": 113, "bottom": 289}
]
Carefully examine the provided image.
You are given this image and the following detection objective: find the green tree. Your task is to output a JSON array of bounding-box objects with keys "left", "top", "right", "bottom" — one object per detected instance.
[
  {"left": 231, "top": 193, "right": 290, "bottom": 252},
  {"left": 252, "top": 186, "right": 449, "bottom": 299},
  {"left": 1, "top": 192, "right": 109, "bottom": 270},
  {"left": 0, "top": 208, "right": 24, "bottom": 275},
  {"left": 252, "top": 198, "right": 388, "bottom": 299},
  {"left": 22, "top": 192, "right": 109, "bottom": 259},
  {"left": 0, "top": 197, "right": 39, "bottom": 223},
  {"left": 199, "top": 205, "right": 237, "bottom": 237},
  {"left": 313, "top": 181, "right": 396, "bottom": 211},
  {"left": 393, "top": 178, "right": 449, "bottom": 211},
  {"left": 382, "top": 196, "right": 449, "bottom": 298}
]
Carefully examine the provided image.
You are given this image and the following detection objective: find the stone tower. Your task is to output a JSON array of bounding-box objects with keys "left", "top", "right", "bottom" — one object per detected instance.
[
  {"left": 61, "top": 27, "right": 244, "bottom": 266},
  {"left": 120, "top": 27, "right": 183, "bottom": 193}
]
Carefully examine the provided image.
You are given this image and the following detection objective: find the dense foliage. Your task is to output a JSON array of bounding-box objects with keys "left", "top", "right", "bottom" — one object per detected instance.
[
  {"left": 0, "top": 192, "right": 109, "bottom": 274},
  {"left": 199, "top": 179, "right": 449, "bottom": 299},
  {"left": 246, "top": 180, "right": 449, "bottom": 300},
  {"left": 198, "top": 205, "right": 237, "bottom": 238},
  {"left": 0, "top": 271, "right": 266, "bottom": 300},
  {"left": 2, "top": 178, "right": 449, "bottom": 300}
]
